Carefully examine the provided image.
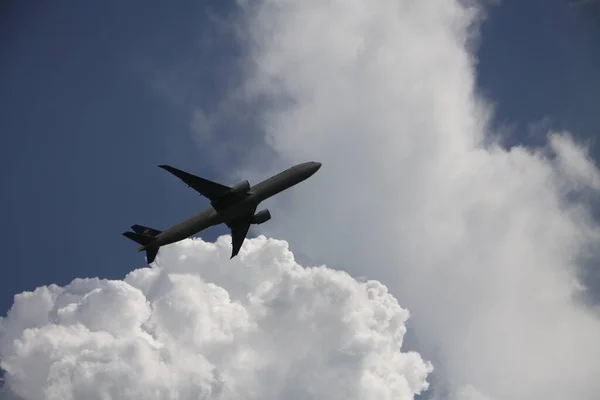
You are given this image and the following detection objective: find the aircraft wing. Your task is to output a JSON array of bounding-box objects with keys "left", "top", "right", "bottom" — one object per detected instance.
[
  {"left": 226, "top": 207, "right": 256, "bottom": 259},
  {"left": 159, "top": 165, "right": 231, "bottom": 201}
]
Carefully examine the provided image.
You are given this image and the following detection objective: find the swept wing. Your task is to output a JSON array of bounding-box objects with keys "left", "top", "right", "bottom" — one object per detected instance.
[
  {"left": 225, "top": 206, "right": 257, "bottom": 259},
  {"left": 159, "top": 165, "right": 231, "bottom": 201}
]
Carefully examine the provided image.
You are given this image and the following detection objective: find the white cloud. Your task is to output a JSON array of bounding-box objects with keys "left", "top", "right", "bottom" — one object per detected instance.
[
  {"left": 0, "top": 236, "right": 431, "bottom": 400},
  {"left": 231, "top": 0, "right": 600, "bottom": 398}
]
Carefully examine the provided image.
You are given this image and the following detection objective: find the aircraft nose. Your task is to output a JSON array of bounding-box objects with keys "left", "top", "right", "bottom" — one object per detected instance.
[
  {"left": 308, "top": 161, "right": 322, "bottom": 174},
  {"left": 299, "top": 161, "right": 321, "bottom": 176}
]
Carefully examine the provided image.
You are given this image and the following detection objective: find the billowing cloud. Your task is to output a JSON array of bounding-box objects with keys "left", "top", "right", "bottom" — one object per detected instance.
[
  {"left": 0, "top": 236, "right": 431, "bottom": 400},
  {"left": 229, "top": 0, "right": 600, "bottom": 398}
]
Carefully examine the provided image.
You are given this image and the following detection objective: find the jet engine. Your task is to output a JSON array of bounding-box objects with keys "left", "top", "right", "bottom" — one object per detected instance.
[
  {"left": 251, "top": 209, "right": 271, "bottom": 225},
  {"left": 229, "top": 180, "right": 251, "bottom": 195}
]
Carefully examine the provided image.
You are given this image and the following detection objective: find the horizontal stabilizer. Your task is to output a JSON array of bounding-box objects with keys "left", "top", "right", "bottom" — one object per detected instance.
[
  {"left": 145, "top": 247, "right": 159, "bottom": 264},
  {"left": 122, "top": 231, "right": 154, "bottom": 246},
  {"left": 122, "top": 231, "right": 160, "bottom": 264},
  {"left": 131, "top": 224, "right": 162, "bottom": 237}
]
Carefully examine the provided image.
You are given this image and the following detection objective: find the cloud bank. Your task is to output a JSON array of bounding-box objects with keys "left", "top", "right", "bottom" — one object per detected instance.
[
  {"left": 0, "top": 236, "right": 431, "bottom": 400},
  {"left": 230, "top": 0, "right": 600, "bottom": 398}
]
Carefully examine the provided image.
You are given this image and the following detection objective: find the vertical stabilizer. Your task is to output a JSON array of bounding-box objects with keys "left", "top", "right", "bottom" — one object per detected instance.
[{"left": 122, "top": 230, "right": 160, "bottom": 264}]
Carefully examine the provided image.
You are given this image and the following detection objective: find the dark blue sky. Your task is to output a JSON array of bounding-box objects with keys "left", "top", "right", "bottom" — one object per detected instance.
[
  {"left": 0, "top": 1, "right": 239, "bottom": 314},
  {"left": 477, "top": 0, "right": 599, "bottom": 150},
  {"left": 0, "top": 0, "right": 598, "bottom": 326}
]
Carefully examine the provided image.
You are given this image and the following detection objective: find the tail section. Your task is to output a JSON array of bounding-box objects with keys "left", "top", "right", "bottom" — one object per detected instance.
[
  {"left": 122, "top": 226, "right": 161, "bottom": 264},
  {"left": 144, "top": 247, "right": 159, "bottom": 264},
  {"left": 130, "top": 224, "right": 162, "bottom": 237}
]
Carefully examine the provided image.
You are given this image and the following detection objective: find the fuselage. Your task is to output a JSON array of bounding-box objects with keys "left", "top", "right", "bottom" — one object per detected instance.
[{"left": 147, "top": 161, "right": 321, "bottom": 248}]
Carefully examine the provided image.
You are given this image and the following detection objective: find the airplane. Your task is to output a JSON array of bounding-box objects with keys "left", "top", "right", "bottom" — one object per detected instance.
[{"left": 123, "top": 161, "right": 322, "bottom": 263}]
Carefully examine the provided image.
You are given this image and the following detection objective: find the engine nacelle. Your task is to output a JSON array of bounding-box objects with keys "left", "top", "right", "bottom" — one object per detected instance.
[
  {"left": 251, "top": 209, "right": 271, "bottom": 225},
  {"left": 229, "top": 180, "right": 251, "bottom": 195}
]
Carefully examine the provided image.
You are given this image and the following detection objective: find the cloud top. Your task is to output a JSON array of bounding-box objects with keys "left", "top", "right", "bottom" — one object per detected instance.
[{"left": 0, "top": 236, "right": 431, "bottom": 400}]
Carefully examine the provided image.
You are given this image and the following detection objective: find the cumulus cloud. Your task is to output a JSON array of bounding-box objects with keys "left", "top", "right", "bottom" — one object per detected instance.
[
  {"left": 228, "top": 0, "right": 600, "bottom": 398},
  {"left": 0, "top": 236, "right": 431, "bottom": 400}
]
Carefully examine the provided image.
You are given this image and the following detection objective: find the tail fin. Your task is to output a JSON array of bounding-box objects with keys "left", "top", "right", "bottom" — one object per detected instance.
[
  {"left": 122, "top": 231, "right": 160, "bottom": 264},
  {"left": 144, "top": 247, "right": 159, "bottom": 264},
  {"left": 131, "top": 224, "right": 162, "bottom": 237},
  {"left": 122, "top": 231, "right": 154, "bottom": 246}
]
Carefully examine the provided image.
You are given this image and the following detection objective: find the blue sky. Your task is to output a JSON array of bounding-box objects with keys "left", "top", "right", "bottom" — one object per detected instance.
[
  {"left": 477, "top": 0, "right": 599, "bottom": 149},
  {"left": 0, "top": 1, "right": 238, "bottom": 313},
  {"left": 4, "top": 0, "right": 596, "bottom": 316},
  {"left": 1, "top": 0, "right": 599, "bottom": 396}
]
